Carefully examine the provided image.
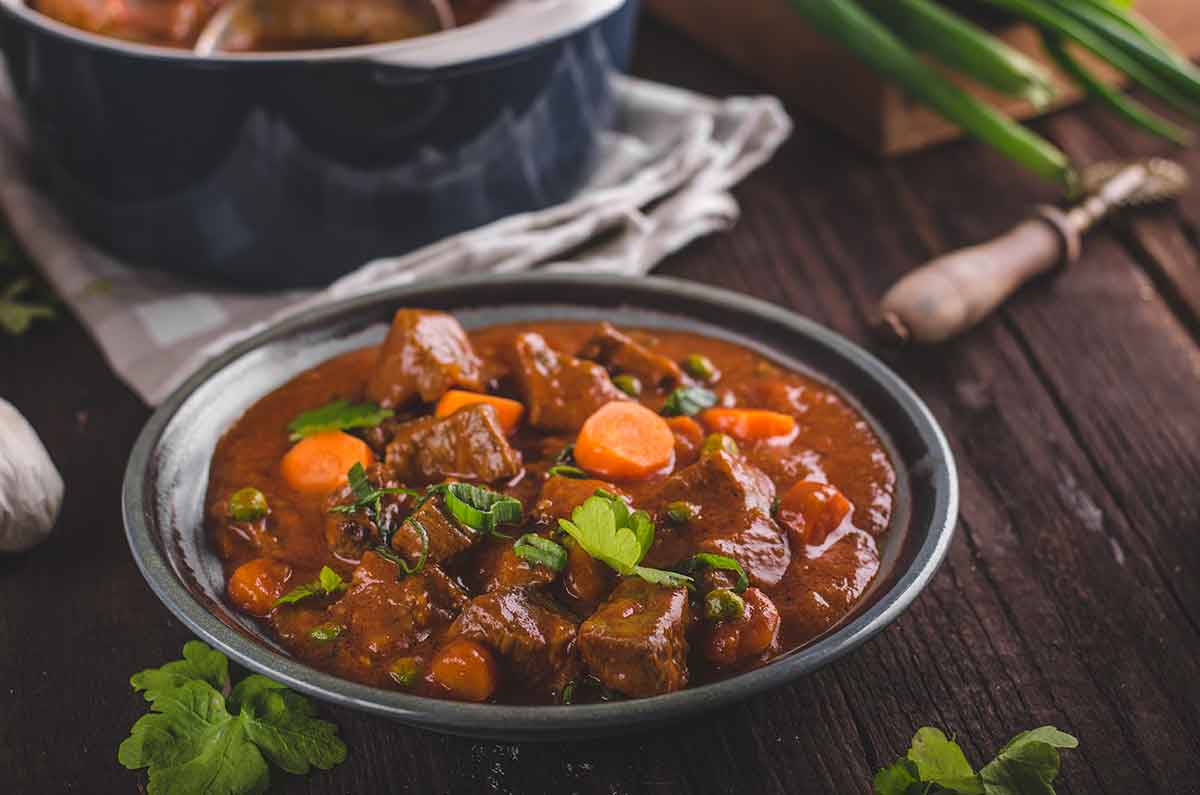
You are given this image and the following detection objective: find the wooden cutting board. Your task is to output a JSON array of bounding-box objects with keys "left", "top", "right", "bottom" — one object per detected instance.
[{"left": 645, "top": 0, "right": 1200, "bottom": 155}]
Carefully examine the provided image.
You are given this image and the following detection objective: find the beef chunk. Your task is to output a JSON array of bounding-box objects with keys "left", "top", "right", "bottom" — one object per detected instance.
[
  {"left": 390, "top": 497, "right": 479, "bottom": 568},
  {"left": 367, "top": 309, "right": 484, "bottom": 408},
  {"left": 460, "top": 536, "right": 558, "bottom": 594},
  {"left": 577, "top": 322, "right": 684, "bottom": 389},
  {"left": 532, "top": 477, "right": 627, "bottom": 524},
  {"left": 327, "top": 551, "right": 468, "bottom": 659},
  {"left": 385, "top": 404, "right": 522, "bottom": 484},
  {"left": 509, "top": 332, "right": 629, "bottom": 432},
  {"left": 447, "top": 587, "right": 581, "bottom": 694},
  {"left": 771, "top": 529, "right": 879, "bottom": 641},
  {"left": 700, "top": 587, "right": 781, "bottom": 667},
  {"left": 578, "top": 578, "right": 690, "bottom": 697},
  {"left": 647, "top": 450, "right": 791, "bottom": 588}
]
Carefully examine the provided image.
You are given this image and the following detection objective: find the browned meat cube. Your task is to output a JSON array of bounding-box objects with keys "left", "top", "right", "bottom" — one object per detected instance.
[
  {"left": 390, "top": 496, "right": 479, "bottom": 567},
  {"left": 460, "top": 536, "right": 558, "bottom": 594},
  {"left": 772, "top": 529, "right": 880, "bottom": 641},
  {"left": 366, "top": 309, "right": 484, "bottom": 408},
  {"left": 577, "top": 322, "right": 684, "bottom": 389},
  {"left": 327, "top": 551, "right": 469, "bottom": 659},
  {"left": 385, "top": 404, "right": 522, "bottom": 485},
  {"left": 700, "top": 587, "right": 781, "bottom": 667},
  {"left": 447, "top": 587, "right": 581, "bottom": 695},
  {"left": 578, "top": 578, "right": 690, "bottom": 697},
  {"left": 508, "top": 332, "right": 629, "bottom": 432},
  {"left": 646, "top": 450, "right": 791, "bottom": 588},
  {"left": 532, "top": 476, "right": 627, "bottom": 524}
]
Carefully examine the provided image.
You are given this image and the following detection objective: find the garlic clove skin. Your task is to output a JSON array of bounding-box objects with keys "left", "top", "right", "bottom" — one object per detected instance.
[{"left": 0, "top": 398, "right": 64, "bottom": 552}]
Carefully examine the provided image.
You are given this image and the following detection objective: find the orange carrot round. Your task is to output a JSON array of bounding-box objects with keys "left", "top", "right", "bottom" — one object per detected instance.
[
  {"left": 435, "top": 390, "right": 525, "bottom": 434},
  {"left": 280, "top": 431, "right": 374, "bottom": 496},
  {"left": 575, "top": 401, "right": 675, "bottom": 480},
  {"left": 700, "top": 408, "right": 796, "bottom": 441},
  {"left": 227, "top": 557, "right": 292, "bottom": 617},
  {"left": 430, "top": 638, "right": 498, "bottom": 702}
]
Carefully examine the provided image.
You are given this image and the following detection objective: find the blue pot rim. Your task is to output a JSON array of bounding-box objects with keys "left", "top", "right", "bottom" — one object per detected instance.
[
  {"left": 122, "top": 272, "right": 959, "bottom": 740},
  {"left": 0, "top": 0, "right": 628, "bottom": 67}
]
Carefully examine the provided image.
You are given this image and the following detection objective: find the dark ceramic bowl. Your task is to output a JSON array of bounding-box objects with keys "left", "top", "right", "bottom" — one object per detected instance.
[
  {"left": 123, "top": 274, "right": 958, "bottom": 740},
  {"left": 0, "top": 0, "right": 636, "bottom": 287}
]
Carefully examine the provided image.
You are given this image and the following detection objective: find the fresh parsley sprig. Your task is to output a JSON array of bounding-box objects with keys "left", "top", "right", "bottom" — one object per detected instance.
[
  {"left": 661, "top": 386, "right": 717, "bottom": 418},
  {"left": 0, "top": 277, "right": 55, "bottom": 336},
  {"left": 287, "top": 399, "right": 393, "bottom": 441},
  {"left": 558, "top": 490, "right": 691, "bottom": 588},
  {"left": 274, "top": 566, "right": 349, "bottom": 607},
  {"left": 119, "top": 641, "right": 346, "bottom": 795},
  {"left": 875, "top": 725, "right": 1079, "bottom": 795}
]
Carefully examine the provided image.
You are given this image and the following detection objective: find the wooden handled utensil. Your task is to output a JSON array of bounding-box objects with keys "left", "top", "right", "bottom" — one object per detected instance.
[{"left": 875, "top": 158, "right": 1189, "bottom": 345}]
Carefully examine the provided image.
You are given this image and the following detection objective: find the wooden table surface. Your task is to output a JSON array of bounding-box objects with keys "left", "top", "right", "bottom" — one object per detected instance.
[{"left": 3, "top": 15, "right": 1200, "bottom": 795}]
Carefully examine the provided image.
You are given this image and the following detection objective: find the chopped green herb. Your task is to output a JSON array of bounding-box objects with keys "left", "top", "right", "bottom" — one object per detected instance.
[
  {"left": 229, "top": 487, "right": 269, "bottom": 522},
  {"left": 558, "top": 490, "right": 691, "bottom": 588},
  {"left": 675, "top": 553, "right": 750, "bottom": 593},
  {"left": 704, "top": 588, "right": 746, "bottom": 622},
  {"left": 328, "top": 463, "right": 419, "bottom": 523},
  {"left": 0, "top": 278, "right": 55, "bottom": 336},
  {"left": 612, "top": 374, "right": 643, "bottom": 397},
  {"left": 274, "top": 566, "right": 349, "bottom": 607},
  {"left": 287, "top": 399, "right": 393, "bottom": 441},
  {"left": 661, "top": 386, "right": 717, "bottom": 417},
  {"left": 119, "top": 641, "right": 346, "bottom": 794},
  {"left": 873, "top": 725, "right": 1078, "bottom": 795},
  {"left": 682, "top": 354, "right": 718, "bottom": 382},
  {"left": 438, "top": 483, "right": 523, "bottom": 536},
  {"left": 513, "top": 534, "right": 569, "bottom": 572},
  {"left": 560, "top": 680, "right": 577, "bottom": 705},
  {"left": 665, "top": 500, "right": 698, "bottom": 524},
  {"left": 309, "top": 623, "right": 344, "bottom": 642},
  {"left": 547, "top": 464, "right": 588, "bottom": 479},
  {"left": 389, "top": 658, "right": 420, "bottom": 688}
]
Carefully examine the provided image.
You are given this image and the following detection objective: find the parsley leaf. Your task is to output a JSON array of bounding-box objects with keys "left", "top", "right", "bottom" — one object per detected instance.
[
  {"left": 661, "top": 386, "right": 717, "bottom": 418},
  {"left": 287, "top": 399, "right": 393, "bottom": 441},
  {"left": 119, "top": 642, "right": 346, "bottom": 794},
  {"left": 558, "top": 490, "right": 691, "bottom": 588},
  {"left": 274, "top": 566, "right": 349, "bottom": 607},
  {"left": 0, "top": 278, "right": 55, "bottom": 336},
  {"left": 874, "top": 726, "right": 1077, "bottom": 795}
]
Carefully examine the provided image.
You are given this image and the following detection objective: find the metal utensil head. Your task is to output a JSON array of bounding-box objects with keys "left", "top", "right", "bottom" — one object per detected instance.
[{"left": 1080, "top": 158, "right": 1190, "bottom": 207}]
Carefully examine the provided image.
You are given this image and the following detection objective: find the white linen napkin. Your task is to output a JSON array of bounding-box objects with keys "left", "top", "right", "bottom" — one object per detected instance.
[{"left": 0, "top": 74, "right": 791, "bottom": 405}]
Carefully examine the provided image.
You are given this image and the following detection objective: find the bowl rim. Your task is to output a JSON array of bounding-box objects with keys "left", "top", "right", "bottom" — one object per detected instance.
[
  {"left": 0, "top": 0, "right": 627, "bottom": 67},
  {"left": 122, "top": 272, "right": 958, "bottom": 738}
]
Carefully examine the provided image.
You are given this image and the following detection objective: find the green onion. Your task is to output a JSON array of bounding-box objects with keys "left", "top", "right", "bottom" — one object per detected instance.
[
  {"left": 560, "top": 681, "right": 577, "bottom": 705},
  {"left": 786, "top": 0, "right": 1076, "bottom": 189},
  {"left": 309, "top": 623, "right": 343, "bottom": 642},
  {"left": 864, "top": 0, "right": 1055, "bottom": 107},
  {"left": 229, "top": 487, "right": 269, "bottom": 522},
  {"left": 1041, "top": 32, "right": 1191, "bottom": 144},
  {"left": 661, "top": 386, "right": 717, "bottom": 417},
  {"left": 704, "top": 588, "right": 747, "bottom": 622},
  {"left": 547, "top": 464, "right": 588, "bottom": 479},
  {"left": 513, "top": 534, "right": 569, "bottom": 573},
  {"left": 675, "top": 553, "right": 750, "bottom": 593},
  {"left": 682, "top": 354, "right": 719, "bottom": 383},
  {"left": 389, "top": 657, "right": 420, "bottom": 687},
  {"left": 438, "top": 483, "right": 523, "bottom": 535},
  {"left": 612, "top": 374, "right": 643, "bottom": 397}
]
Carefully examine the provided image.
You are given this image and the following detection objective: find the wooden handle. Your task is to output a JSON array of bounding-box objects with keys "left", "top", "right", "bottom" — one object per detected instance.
[{"left": 877, "top": 209, "right": 1079, "bottom": 345}]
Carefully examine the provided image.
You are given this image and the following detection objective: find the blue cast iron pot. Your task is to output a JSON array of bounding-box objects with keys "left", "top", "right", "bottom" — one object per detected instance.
[{"left": 0, "top": 0, "right": 638, "bottom": 286}]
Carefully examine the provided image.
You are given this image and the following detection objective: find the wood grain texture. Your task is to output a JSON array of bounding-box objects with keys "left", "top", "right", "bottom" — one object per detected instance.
[{"left": 2, "top": 15, "right": 1200, "bottom": 795}]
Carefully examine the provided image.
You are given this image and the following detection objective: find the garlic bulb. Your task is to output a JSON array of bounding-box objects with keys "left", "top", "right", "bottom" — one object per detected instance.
[{"left": 0, "top": 398, "right": 64, "bottom": 552}]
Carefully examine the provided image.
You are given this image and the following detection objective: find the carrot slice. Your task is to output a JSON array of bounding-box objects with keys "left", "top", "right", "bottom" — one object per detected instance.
[
  {"left": 430, "top": 638, "right": 498, "bottom": 702},
  {"left": 227, "top": 558, "right": 292, "bottom": 617},
  {"left": 435, "top": 390, "right": 525, "bottom": 434},
  {"left": 700, "top": 408, "right": 796, "bottom": 440},
  {"left": 575, "top": 401, "right": 675, "bottom": 480},
  {"left": 280, "top": 430, "right": 374, "bottom": 495},
  {"left": 777, "top": 480, "right": 852, "bottom": 546}
]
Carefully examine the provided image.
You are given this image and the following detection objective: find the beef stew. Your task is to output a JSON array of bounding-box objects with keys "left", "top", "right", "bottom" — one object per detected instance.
[{"left": 207, "top": 311, "right": 895, "bottom": 704}]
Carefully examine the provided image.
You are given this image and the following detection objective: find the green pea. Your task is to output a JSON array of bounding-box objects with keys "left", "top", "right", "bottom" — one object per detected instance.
[
  {"left": 229, "top": 487, "right": 269, "bottom": 522},
  {"left": 612, "top": 374, "right": 643, "bottom": 397},
  {"left": 666, "top": 501, "right": 698, "bottom": 524},
  {"left": 389, "top": 657, "right": 420, "bottom": 687},
  {"left": 704, "top": 588, "right": 747, "bottom": 622},
  {"left": 702, "top": 433, "right": 739, "bottom": 458},
  {"left": 683, "top": 354, "right": 718, "bottom": 382}
]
